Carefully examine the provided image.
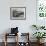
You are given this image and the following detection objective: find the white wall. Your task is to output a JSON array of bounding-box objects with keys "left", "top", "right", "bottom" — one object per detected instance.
[{"left": 0, "top": 0, "right": 37, "bottom": 42}]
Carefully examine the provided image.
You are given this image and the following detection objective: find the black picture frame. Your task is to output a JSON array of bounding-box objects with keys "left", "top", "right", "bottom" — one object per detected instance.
[{"left": 10, "top": 7, "right": 26, "bottom": 20}]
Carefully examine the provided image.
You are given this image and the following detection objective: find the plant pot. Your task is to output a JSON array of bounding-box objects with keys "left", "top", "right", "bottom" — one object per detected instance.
[
  {"left": 37, "top": 39, "right": 45, "bottom": 44},
  {"left": 40, "top": 38, "right": 45, "bottom": 43},
  {"left": 37, "top": 39, "right": 40, "bottom": 43}
]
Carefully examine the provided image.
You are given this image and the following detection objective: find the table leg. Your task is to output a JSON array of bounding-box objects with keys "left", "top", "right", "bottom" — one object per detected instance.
[{"left": 4, "top": 34, "right": 7, "bottom": 46}]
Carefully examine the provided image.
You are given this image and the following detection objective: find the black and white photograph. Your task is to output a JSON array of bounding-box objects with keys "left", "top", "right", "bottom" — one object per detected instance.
[{"left": 10, "top": 7, "right": 26, "bottom": 20}]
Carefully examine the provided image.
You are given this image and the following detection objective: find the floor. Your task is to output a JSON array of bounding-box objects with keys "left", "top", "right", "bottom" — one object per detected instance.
[{"left": 0, "top": 42, "right": 46, "bottom": 46}]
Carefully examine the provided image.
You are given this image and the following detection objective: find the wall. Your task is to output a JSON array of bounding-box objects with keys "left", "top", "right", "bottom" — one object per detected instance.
[{"left": 0, "top": 0, "right": 36, "bottom": 42}]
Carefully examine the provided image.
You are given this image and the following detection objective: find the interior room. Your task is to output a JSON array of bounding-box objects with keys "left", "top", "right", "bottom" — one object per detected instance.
[{"left": 0, "top": 0, "right": 46, "bottom": 46}]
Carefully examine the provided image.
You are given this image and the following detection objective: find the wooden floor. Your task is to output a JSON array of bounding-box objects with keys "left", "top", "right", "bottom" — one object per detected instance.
[{"left": 0, "top": 42, "right": 46, "bottom": 46}]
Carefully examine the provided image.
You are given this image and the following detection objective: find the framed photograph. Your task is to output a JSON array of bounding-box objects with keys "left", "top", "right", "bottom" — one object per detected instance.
[
  {"left": 10, "top": 7, "right": 26, "bottom": 20},
  {"left": 37, "top": 0, "right": 46, "bottom": 19},
  {"left": 36, "top": 0, "right": 46, "bottom": 26}
]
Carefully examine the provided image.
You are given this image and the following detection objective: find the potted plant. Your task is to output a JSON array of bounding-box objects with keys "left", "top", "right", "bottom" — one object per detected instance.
[{"left": 33, "top": 32, "right": 46, "bottom": 43}]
